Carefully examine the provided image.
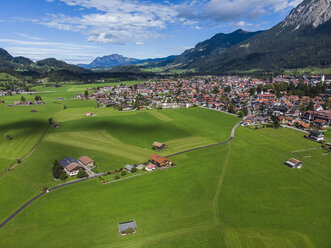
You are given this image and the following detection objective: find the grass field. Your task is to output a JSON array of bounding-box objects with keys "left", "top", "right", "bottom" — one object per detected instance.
[
  {"left": 0, "top": 84, "right": 330, "bottom": 248},
  {"left": 0, "top": 126, "right": 329, "bottom": 248}
]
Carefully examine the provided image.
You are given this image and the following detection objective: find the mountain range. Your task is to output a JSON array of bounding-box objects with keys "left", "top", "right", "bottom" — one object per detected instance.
[
  {"left": 0, "top": 0, "right": 330, "bottom": 80},
  {"left": 77, "top": 54, "right": 177, "bottom": 69}
]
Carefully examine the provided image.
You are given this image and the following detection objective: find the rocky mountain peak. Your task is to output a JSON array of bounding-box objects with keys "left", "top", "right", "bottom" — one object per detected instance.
[{"left": 282, "top": 0, "right": 331, "bottom": 28}]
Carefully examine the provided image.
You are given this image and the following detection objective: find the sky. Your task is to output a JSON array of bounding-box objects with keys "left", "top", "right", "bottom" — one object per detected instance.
[{"left": 0, "top": 0, "right": 302, "bottom": 64}]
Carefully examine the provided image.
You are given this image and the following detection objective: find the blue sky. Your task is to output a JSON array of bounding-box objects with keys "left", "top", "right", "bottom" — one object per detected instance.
[{"left": 0, "top": 0, "right": 302, "bottom": 64}]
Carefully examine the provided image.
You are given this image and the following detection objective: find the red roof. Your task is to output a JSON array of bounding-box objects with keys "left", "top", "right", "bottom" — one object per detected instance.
[{"left": 149, "top": 154, "right": 172, "bottom": 164}]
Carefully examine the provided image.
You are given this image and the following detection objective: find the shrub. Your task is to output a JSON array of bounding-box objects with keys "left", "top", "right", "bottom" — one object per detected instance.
[
  {"left": 5, "top": 134, "right": 13, "bottom": 140},
  {"left": 60, "top": 172, "right": 68, "bottom": 180},
  {"left": 114, "top": 174, "right": 120, "bottom": 180},
  {"left": 124, "top": 228, "right": 135, "bottom": 235},
  {"left": 77, "top": 168, "right": 88, "bottom": 178},
  {"left": 131, "top": 167, "right": 137, "bottom": 173},
  {"left": 121, "top": 170, "right": 127, "bottom": 176}
]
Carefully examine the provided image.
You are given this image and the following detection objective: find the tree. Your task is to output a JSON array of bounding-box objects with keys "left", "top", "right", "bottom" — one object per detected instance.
[
  {"left": 121, "top": 170, "right": 127, "bottom": 176},
  {"left": 249, "top": 88, "right": 256, "bottom": 96},
  {"left": 271, "top": 116, "right": 280, "bottom": 128},
  {"left": 213, "top": 86, "right": 220, "bottom": 94},
  {"left": 238, "top": 111, "right": 244, "bottom": 117},
  {"left": 243, "top": 107, "right": 248, "bottom": 116},
  {"left": 48, "top": 118, "right": 53, "bottom": 125},
  {"left": 84, "top": 90, "right": 89, "bottom": 98},
  {"left": 77, "top": 168, "right": 87, "bottom": 178},
  {"left": 63, "top": 104, "right": 67, "bottom": 109},
  {"left": 307, "top": 101, "right": 314, "bottom": 111},
  {"left": 131, "top": 167, "right": 137, "bottom": 173},
  {"left": 20, "top": 96, "right": 26, "bottom": 102},
  {"left": 224, "top": 86, "right": 231, "bottom": 93},
  {"left": 229, "top": 104, "right": 235, "bottom": 114},
  {"left": 60, "top": 172, "right": 68, "bottom": 180},
  {"left": 52, "top": 160, "right": 62, "bottom": 179}
]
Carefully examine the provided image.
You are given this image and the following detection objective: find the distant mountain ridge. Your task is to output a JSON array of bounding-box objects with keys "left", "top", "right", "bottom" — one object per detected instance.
[{"left": 78, "top": 54, "right": 177, "bottom": 69}]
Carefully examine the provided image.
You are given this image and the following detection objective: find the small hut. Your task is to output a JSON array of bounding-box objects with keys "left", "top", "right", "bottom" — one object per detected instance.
[{"left": 118, "top": 220, "right": 137, "bottom": 235}]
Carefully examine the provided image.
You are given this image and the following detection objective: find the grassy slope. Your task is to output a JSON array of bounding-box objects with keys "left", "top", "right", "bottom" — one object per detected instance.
[
  {"left": 0, "top": 127, "right": 329, "bottom": 248},
  {"left": 0, "top": 95, "right": 239, "bottom": 224}
]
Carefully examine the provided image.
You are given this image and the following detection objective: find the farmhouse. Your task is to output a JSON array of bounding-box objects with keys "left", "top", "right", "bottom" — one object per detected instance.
[
  {"left": 152, "top": 141, "right": 168, "bottom": 151},
  {"left": 118, "top": 220, "right": 137, "bottom": 235},
  {"left": 78, "top": 156, "right": 94, "bottom": 169},
  {"left": 285, "top": 158, "right": 302, "bottom": 169},
  {"left": 145, "top": 163, "right": 156, "bottom": 171},
  {"left": 60, "top": 157, "right": 83, "bottom": 176},
  {"left": 124, "top": 164, "right": 134, "bottom": 172},
  {"left": 64, "top": 162, "right": 83, "bottom": 176},
  {"left": 308, "top": 130, "right": 324, "bottom": 141},
  {"left": 149, "top": 154, "right": 172, "bottom": 167}
]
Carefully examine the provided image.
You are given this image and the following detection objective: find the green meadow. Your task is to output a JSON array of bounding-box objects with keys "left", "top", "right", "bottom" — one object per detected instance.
[{"left": 0, "top": 84, "right": 330, "bottom": 248}]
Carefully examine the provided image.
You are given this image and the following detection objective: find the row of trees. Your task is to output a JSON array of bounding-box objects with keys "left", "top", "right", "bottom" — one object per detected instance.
[{"left": 253, "top": 82, "right": 328, "bottom": 98}]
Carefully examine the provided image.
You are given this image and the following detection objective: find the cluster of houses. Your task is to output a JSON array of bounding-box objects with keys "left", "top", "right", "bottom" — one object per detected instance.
[
  {"left": 124, "top": 153, "right": 173, "bottom": 173},
  {"left": 59, "top": 156, "right": 94, "bottom": 176},
  {"left": 75, "top": 75, "right": 330, "bottom": 131},
  {"left": 6, "top": 100, "right": 45, "bottom": 107}
]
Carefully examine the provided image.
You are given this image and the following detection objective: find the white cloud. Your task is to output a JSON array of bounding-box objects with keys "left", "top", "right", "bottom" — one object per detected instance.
[
  {"left": 0, "top": 38, "right": 104, "bottom": 63},
  {"left": 178, "top": 0, "right": 303, "bottom": 22},
  {"left": 36, "top": 0, "right": 181, "bottom": 44},
  {"left": 33, "top": 0, "right": 303, "bottom": 44},
  {"left": 135, "top": 41, "right": 144, "bottom": 46},
  {"left": 16, "top": 33, "right": 45, "bottom": 41},
  {"left": 232, "top": 21, "right": 246, "bottom": 27}
]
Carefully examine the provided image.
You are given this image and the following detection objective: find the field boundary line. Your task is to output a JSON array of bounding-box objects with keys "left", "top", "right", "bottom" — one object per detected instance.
[{"left": 213, "top": 142, "right": 232, "bottom": 225}]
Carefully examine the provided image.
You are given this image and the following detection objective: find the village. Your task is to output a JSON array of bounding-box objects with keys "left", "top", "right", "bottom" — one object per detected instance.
[{"left": 77, "top": 75, "right": 331, "bottom": 134}]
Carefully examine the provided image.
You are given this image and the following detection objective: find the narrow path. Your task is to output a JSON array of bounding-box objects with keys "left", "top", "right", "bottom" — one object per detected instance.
[
  {"left": 213, "top": 142, "right": 232, "bottom": 225},
  {"left": 0, "top": 120, "right": 242, "bottom": 229},
  {"left": 0, "top": 125, "right": 50, "bottom": 178}
]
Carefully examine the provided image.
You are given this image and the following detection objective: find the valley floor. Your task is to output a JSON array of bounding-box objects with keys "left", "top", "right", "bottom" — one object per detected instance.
[{"left": 0, "top": 84, "right": 329, "bottom": 248}]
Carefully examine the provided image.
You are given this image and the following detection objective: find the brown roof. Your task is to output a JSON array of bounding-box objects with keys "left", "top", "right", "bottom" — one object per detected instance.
[
  {"left": 149, "top": 154, "right": 171, "bottom": 164},
  {"left": 65, "top": 162, "right": 82, "bottom": 172},
  {"left": 79, "top": 156, "right": 94, "bottom": 165},
  {"left": 152, "top": 142, "right": 165, "bottom": 148},
  {"left": 289, "top": 158, "right": 301, "bottom": 165}
]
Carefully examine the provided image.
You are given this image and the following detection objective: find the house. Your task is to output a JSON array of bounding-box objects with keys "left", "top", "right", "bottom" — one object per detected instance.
[
  {"left": 64, "top": 162, "right": 83, "bottom": 176},
  {"left": 86, "top": 112, "right": 93, "bottom": 117},
  {"left": 124, "top": 164, "right": 134, "bottom": 172},
  {"left": 308, "top": 130, "right": 324, "bottom": 141},
  {"left": 78, "top": 156, "right": 95, "bottom": 169},
  {"left": 59, "top": 157, "right": 78, "bottom": 167},
  {"left": 149, "top": 154, "right": 172, "bottom": 167},
  {"left": 145, "top": 163, "right": 156, "bottom": 171},
  {"left": 118, "top": 220, "right": 137, "bottom": 235},
  {"left": 136, "top": 164, "right": 144, "bottom": 170},
  {"left": 285, "top": 158, "right": 302, "bottom": 169},
  {"left": 152, "top": 141, "right": 168, "bottom": 151}
]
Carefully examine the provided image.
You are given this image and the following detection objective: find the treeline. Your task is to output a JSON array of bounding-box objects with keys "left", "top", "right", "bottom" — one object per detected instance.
[{"left": 252, "top": 82, "right": 329, "bottom": 98}]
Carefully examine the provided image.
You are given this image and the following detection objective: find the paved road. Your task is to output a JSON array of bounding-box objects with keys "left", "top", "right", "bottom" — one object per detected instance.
[
  {"left": 0, "top": 173, "right": 102, "bottom": 229},
  {"left": 281, "top": 125, "right": 309, "bottom": 134},
  {"left": 166, "top": 121, "right": 241, "bottom": 158},
  {"left": 0, "top": 120, "right": 242, "bottom": 229}
]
